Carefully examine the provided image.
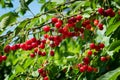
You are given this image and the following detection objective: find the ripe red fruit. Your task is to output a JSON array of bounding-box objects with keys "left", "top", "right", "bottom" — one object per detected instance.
[
  {"left": 50, "top": 50, "right": 55, "bottom": 56},
  {"left": 55, "top": 21, "right": 62, "bottom": 29},
  {"left": 105, "top": 8, "right": 113, "bottom": 16},
  {"left": 26, "top": 40, "right": 32, "bottom": 45},
  {"left": 31, "top": 42, "right": 38, "bottom": 48},
  {"left": 79, "top": 28, "right": 84, "bottom": 33},
  {"left": 77, "top": 63, "right": 83, "bottom": 68},
  {"left": 41, "top": 52, "right": 46, "bottom": 56},
  {"left": 94, "top": 19, "right": 99, "bottom": 26},
  {"left": 100, "top": 56, "right": 107, "bottom": 62},
  {"left": 31, "top": 37, "right": 37, "bottom": 42},
  {"left": 98, "top": 8, "right": 104, "bottom": 15},
  {"left": 2, "top": 55, "right": 7, "bottom": 60},
  {"left": 51, "top": 17, "right": 58, "bottom": 23},
  {"left": 83, "top": 57, "right": 90, "bottom": 65},
  {"left": 68, "top": 17, "right": 76, "bottom": 23},
  {"left": 44, "top": 34, "right": 49, "bottom": 39},
  {"left": 90, "top": 43, "right": 96, "bottom": 49},
  {"left": 109, "top": 12, "right": 115, "bottom": 17},
  {"left": 43, "top": 26, "right": 50, "bottom": 32},
  {"left": 82, "top": 65, "right": 88, "bottom": 71},
  {"left": 95, "top": 45, "right": 101, "bottom": 51},
  {"left": 76, "top": 15, "right": 82, "bottom": 21},
  {"left": 99, "top": 43, "right": 105, "bottom": 49},
  {"left": 34, "top": 48, "right": 38, "bottom": 53},
  {"left": 79, "top": 66, "right": 85, "bottom": 72},
  {"left": 98, "top": 23, "right": 103, "bottom": 30},
  {"left": 0, "top": 56, "right": 3, "bottom": 63},
  {"left": 38, "top": 68, "right": 44, "bottom": 73},
  {"left": 39, "top": 43, "right": 45, "bottom": 49},
  {"left": 20, "top": 43, "right": 26, "bottom": 49},
  {"left": 10, "top": 45, "right": 17, "bottom": 51},
  {"left": 82, "top": 20, "right": 90, "bottom": 27},
  {"left": 38, "top": 51, "right": 42, "bottom": 55},
  {"left": 86, "top": 24, "right": 92, "bottom": 30},
  {"left": 44, "top": 76, "right": 49, "bottom": 80},
  {"left": 4, "top": 45, "right": 11, "bottom": 53},
  {"left": 87, "top": 50, "right": 92, "bottom": 56},
  {"left": 30, "top": 53, "right": 35, "bottom": 58},
  {"left": 87, "top": 66, "right": 93, "bottom": 72}
]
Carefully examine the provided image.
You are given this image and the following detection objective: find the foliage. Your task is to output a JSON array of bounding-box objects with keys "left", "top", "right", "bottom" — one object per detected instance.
[{"left": 0, "top": 0, "right": 120, "bottom": 80}]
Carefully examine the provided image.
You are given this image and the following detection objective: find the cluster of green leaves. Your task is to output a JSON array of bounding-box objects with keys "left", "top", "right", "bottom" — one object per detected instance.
[{"left": 0, "top": 0, "right": 120, "bottom": 80}]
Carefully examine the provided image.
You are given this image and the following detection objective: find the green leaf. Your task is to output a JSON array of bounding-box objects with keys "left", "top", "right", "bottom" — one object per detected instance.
[
  {"left": 109, "top": 40, "right": 120, "bottom": 51},
  {"left": 38, "top": 0, "right": 46, "bottom": 3},
  {"left": 15, "top": 20, "right": 29, "bottom": 36},
  {"left": 0, "top": 12, "right": 18, "bottom": 29},
  {"left": 105, "top": 21, "right": 120, "bottom": 36},
  {"left": 15, "top": 65, "right": 25, "bottom": 73},
  {"left": 23, "top": 58, "right": 34, "bottom": 69},
  {"left": 20, "top": 0, "right": 29, "bottom": 10},
  {"left": 97, "top": 67, "right": 120, "bottom": 80}
]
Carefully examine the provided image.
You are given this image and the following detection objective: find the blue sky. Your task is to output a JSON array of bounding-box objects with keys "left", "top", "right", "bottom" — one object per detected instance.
[{"left": 0, "top": 0, "right": 41, "bottom": 19}]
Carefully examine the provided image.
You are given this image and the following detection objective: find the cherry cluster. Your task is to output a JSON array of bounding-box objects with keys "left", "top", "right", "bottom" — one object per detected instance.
[
  {"left": 2, "top": 7, "right": 115, "bottom": 79},
  {"left": 77, "top": 42, "right": 109, "bottom": 73},
  {"left": 98, "top": 8, "right": 115, "bottom": 17},
  {"left": 38, "top": 68, "right": 49, "bottom": 80}
]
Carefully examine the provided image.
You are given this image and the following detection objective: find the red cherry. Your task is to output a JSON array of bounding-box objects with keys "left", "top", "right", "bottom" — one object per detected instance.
[
  {"left": 109, "top": 12, "right": 115, "bottom": 17},
  {"left": 2, "top": 55, "right": 7, "bottom": 61},
  {"left": 105, "top": 8, "right": 113, "bottom": 16},
  {"left": 4, "top": 45, "right": 11, "bottom": 53},
  {"left": 76, "top": 15, "right": 82, "bottom": 21},
  {"left": 99, "top": 43, "right": 105, "bottom": 49},
  {"left": 41, "top": 52, "right": 46, "bottom": 56},
  {"left": 38, "top": 68, "right": 44, "bottom": 73},
  {"left": 43, "top": 26, "right": 50, "bottom": 32},
  {"left": 95, "top": 45, "right": 101, "bottom": 51},
  {"left": 34, "top": 48, "right": 38, "bottom": 53},
  {"left": 38, "top": 51, "right": 42, "bottom": 55},
  {"left": 68, "top": 17, "right": 76, "bottom": 23},
  {"left": 87, "top": 50, "right": 92, "bottom": 56},
  {"left": 44, "top": 76, "right": 49, "bottom": 80},
  {"left": 44, "top": 34, "right": 49, "bottom": 39},
  {"left": 86, "top": 24, "right": 92, "bottom": 30},
  {"left": 98, "top": 23, "right": 103, "bottom": 30},
  {"left": 50, "top": 50, "right": 55, "bottom": 56},
  {"left": 38, "top": 43, "right": 45, "bottom": 49},
  {"left": 31, "top": 42, "right": 38, "bottom": 48},
  {"left": 30, "top": 53, "right": 35, "bottom": 58},
  {"left": 10, "top": 45, "right": 17, "bottom": 51},
  {"left": 79, "top": 28, "right": 84, "bottom": 33},
  {"left": 90, "top": 43, "right": 96, "bottom": 49},
  {"left": 77, "top": 63, "right": 83, "bottom": 68},
  {"left": 26, "top": 39, "right": 32, "bottom": 45},
  {"left": 51, "top": 17, "right": 58, "bottom": 23},
  {"left": 41, "top": 39, "right": 46, "bottom": 44},
  {"left": 98, "top": 8, "right": 104, "bottom": 15},
  {"left": 83, "top": 57, "right": 90, "bottom": 65},
  {"left": 0, "top": 56, "right": 3, "bottom": 63},
  {"left": 94, "top": 19, "right": 99, "bottom": 26},
  {"left": 55, "top": 21, "right": 62, "bottom": 29},
  {"left": 26, "top": 45, "right": 33, "bottom": 50},
  {"left": 87, "top": 66, "right": 93, "bottom": 72},
  {"left": 79, "top": 66, "right": 85, "bottom": 72},
  {"left": 100, "top": 56, "right": 107, "bottom": 62},
  {"left": 31, "top": 37, "right": 37, "bottom": 42},
  {"left": 82, "top": 20, "right": 90, "bottom": 27}
]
